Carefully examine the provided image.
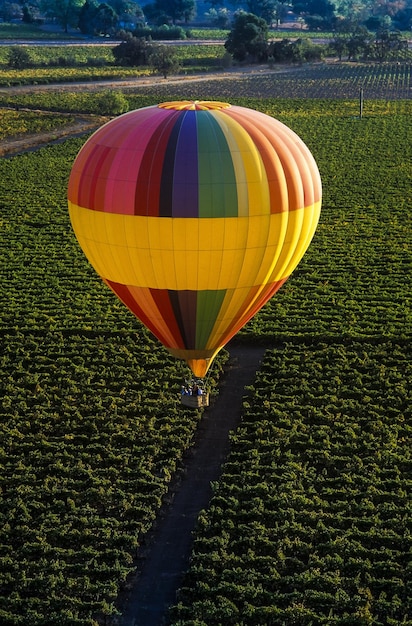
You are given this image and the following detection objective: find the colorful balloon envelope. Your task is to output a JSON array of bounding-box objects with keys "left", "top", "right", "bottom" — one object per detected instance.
[{"left": 68, "top": 101, "right": 321, "bottom": 377}]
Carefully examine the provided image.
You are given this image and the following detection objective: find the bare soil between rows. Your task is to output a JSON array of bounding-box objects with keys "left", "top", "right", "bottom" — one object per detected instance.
[{"left": 113, "top": 341, "right": 269, "bottom": 626}]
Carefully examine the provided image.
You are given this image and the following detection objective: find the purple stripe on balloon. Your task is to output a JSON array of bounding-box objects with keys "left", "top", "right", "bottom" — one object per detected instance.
[
  {"left": 172, "top": 111, "right": 199, "bottom": 217},
  {"left": 169, "top": 289, "right": 197, "bottom": 349}
]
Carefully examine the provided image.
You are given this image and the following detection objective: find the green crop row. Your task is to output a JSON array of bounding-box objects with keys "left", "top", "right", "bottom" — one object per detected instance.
[
  {"left": 122, "top": 62, "right": 412, "bottom": 102},
  {"left": 1, "top": 330, "right": 228, "bottom": 625},
  {"left": 0, "top": 43, "right": 225, "bottom": 86},
  {"left": 0, "top": 43, "right": 224, "bottom": 67},
  {"left": 171, "top": 340, "right": 412, "bottom": 625},
  {"left": 0, "top": 109, "right": 74, "bottom": 141}
]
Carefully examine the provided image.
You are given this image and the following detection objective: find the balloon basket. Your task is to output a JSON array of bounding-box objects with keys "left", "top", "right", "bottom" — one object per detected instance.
[{"left": 181, "top": 393, "right": 209, "bottom": 408}]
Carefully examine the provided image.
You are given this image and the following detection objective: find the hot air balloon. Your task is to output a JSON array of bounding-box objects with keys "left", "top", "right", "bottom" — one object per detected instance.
[{"left": 68, "top": 100, "right": 321, "bottom": 380}]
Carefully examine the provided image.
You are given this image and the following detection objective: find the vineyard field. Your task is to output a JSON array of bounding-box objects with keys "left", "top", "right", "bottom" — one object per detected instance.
[
  {"left": 0, "top": 109, "right": 75, "bottom": 141},
  {"left": 121, "top": 62, "right": 412, "bottom": 101},
  {"left": 0, "top": 43, "right": 225, "bottom": 87},
  {"left": 172, "top": 341, "right": 411, "bottom": 625},
  {"left": 0, "top": 67, "right": 411, "bottom": 625}
]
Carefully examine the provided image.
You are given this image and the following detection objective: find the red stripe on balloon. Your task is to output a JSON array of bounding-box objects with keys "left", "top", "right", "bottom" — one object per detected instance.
[
  {"left": 78, "top": 144, "right": 112, "bottom": 211},
  {"left": 148, "top": 288, "right": 187, "bottom": 347},
  {"left": 134, "top": 112, "right": 180, "bottom": 216},
  {"left": 103, "top": 281, "right": 169, "bottom": 345}
]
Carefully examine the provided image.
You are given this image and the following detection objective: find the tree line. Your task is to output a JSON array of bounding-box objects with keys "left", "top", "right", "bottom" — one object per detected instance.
[
  {"left": 224, "top": 12, "right": 409, "bottom": 62},
  {"left": 1, "top": 0, "right": 412, "bottom": 36}
]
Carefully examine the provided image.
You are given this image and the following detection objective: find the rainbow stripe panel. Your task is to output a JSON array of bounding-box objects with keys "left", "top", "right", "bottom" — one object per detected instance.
[{"left": 68, "top": 101, "right": 322, "bottom": 377}]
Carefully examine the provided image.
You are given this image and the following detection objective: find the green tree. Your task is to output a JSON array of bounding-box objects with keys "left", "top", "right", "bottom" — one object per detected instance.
[
  {"left": 225, "top": 12, "right": 268, "bottom": 62},
  {"left": 374, "top": 27, "right": 408, "bottom": 60},
  {"left": 149, "top": 44, "right": 181, "bottom": 77},
  {"left": 100, "top": 90, "right": 129, "bottom": 114},
  {"left": 205, "top": 6, "right": 230, "bottom": 27},
  {"left": 147, "top": 0, "right": 196, "bottom": 24},
  {"left": 0, "top": 0, "right": 21, "bottom": 21},
  {"left": 112, "top": 33, "right": 152, "bottom": 64},
  {"left": 244, "top": 0, "right": 277, "bottom": 23},
  {"left": 393, "top": 3, "right": 412, "bottom": 30},
  {"left": 22, "top": 4, "right": 36, "bottom": 22},
  {"left": 112, "top": 0, "right": 144, "bottom": 29},
  {"left": 329, "top": 34, "right": 349, "bottom": 59},
  {"left": 7, "top": 46, "right": 31, "bottom": 68},
  {"left": 40, "top": 0, "right": 83, "bottom": 32},
  {"left": 203, "top": 0, "right": 224, "bottom": 8},
  {"left": 78, "top": 0, "right": 98, "bottom": 34},
  {"left": 273, "top": 0, "right": 289, "bottom": 26},
  {"left": 347, "top": 25, "right": 374, "bottom": 59},
  {"left": 93, "top": 2, "right": 118, "bottom": 34}
]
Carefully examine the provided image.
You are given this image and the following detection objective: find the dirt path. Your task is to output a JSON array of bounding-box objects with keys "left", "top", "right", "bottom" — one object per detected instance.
[
  {"left": 116, "top": 342, "right": 267, "bottom": 626},
  {"left": 0, "top": 112, "right": 109, "bottom": 157}
]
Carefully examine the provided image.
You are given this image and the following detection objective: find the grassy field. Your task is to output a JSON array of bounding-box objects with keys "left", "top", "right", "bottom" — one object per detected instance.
[{"left": 0, "top": 62, "right": 411, "bottom": 625}]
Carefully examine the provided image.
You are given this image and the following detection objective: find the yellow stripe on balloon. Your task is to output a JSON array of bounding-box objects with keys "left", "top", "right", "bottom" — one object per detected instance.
[
  {"left": 214, "top": 111, "right": 270, "bottom": 218},
  {"left": 68, "top": 202, "right": 319, "bottom": 291}
]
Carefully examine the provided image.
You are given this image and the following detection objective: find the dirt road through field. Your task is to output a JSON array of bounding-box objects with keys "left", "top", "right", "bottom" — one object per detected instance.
[{"left": 117, "top": 342, "right": 267, "bottom": 626}]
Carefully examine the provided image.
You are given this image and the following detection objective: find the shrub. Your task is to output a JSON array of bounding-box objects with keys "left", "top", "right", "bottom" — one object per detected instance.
[
  {"left": 7, "top": 47, "right": 32, "bottom": 69},
  {"left": 133, "top": 24, "right": 187, "bottom": 40},
  {"left": 94, "top": 90, "right": 129, "bottom": 115},
  {"left": 149, "top": 45, "right": 181, "bottom": 78},
  {"left": 112, "top": 35, "right": 152, "bottom": 66}
]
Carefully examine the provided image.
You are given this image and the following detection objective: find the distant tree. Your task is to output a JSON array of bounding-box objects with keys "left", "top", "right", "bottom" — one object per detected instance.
[
  {"left": 40, "top": 0, "right": 83, "bottom": 32},
  {"left": 93, "top": 2, "right": 118, "bottom": 34},
  {"left": 307, "top": 0, "right": 335, "bottom": 18},
  {"left": 205, "top": 7, "right": 230, "bottom": 27},
  {"left": 7, "top": 46, "right": 31, "bottom": 68},
  {"left": 95, "top": 90, "right": 129, "bottom": 114},
  {"left": 291, "top": 0, "right": 336, "bottom": 17},
  {"left": 267, "top": 36, "right": 291, "bottom": 61},
  {"left": 0, "top": 1, "right": 21, "bottom": 21},
  {"left": 347, "top": 25, "right": 374, "bottom": 59},
  {"left": 393, "top": 5, "right": 412, "bottom": 30},
  {"left": 110, "top": 0, "right": 143, "bottom": 29},
  {"left": 371, "top": 0, "right": 406, "bottom": 18},
  {"left": 203, "top": 0, "right": 224, "bottom": 8},
  {"left": 334, "top": 0, "right": 373, "bottom": 22},
  {"left": 273, "top": 0, "right": 289, "bottom": 27},
  {"left": 78, "top": 0, "right": 98, "bottom": 34},
  {"left": 374, "top": 27, "right": 408, "bottom": 60},
  {"left": 329, "top": 34, "right": 349, "bottom": 59},
  {"left": 268, "top": 37, "right": 323, "bottom": 62},
  {"left": 334, "top": 16, "right": 359, "bottom": 33},
  {"left": 225, "top": 12, "right": 268, "bottom": 62},
  {"left": 142, "top": 2, "right": 167, "bottom": 24},
  {"left": 244, "top": 0, "right": 277, "bottom": 23},
  {"left": 22, "top": 4, "right": 36, "bottom": 22},
  {"left": 108, "top": 0, "right": 142, "bottom": 16},
  {"left": 149, "top": 44, "right": 181, "bottom": 77},
  {"left": 364, "top": 14, "right": 386, "bottom": 29},
  {"left": 112, "top": 33, "right": 152, "bottom": 64},
  {"left": 147, "top": 0, "right": 195, "bottom": 24}
]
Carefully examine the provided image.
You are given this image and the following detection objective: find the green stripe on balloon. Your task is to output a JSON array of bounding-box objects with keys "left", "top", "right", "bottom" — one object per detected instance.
[
  {"left": 197, "top": 112, "right": 238, "bottom": 218},
  {"left": 196, "top": 289, "right": 227, "bottom": 349}
]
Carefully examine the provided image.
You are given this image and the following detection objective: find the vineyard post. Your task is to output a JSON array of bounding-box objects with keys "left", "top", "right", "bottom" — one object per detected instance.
[{"left": 359, "top": 87, "right": 364, "bottom": 119}]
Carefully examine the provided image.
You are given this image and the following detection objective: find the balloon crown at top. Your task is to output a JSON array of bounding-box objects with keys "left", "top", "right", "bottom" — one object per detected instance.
[{"left": 158, "top": 100, "right": 231, "bottom": 111}]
